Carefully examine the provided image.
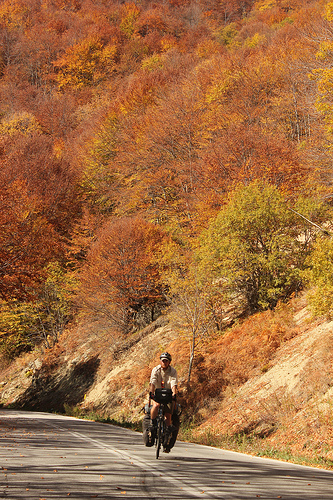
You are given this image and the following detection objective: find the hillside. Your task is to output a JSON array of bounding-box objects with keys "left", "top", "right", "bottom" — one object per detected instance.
[
  {"left": 1, "top": 292, "right": 333, "bottom": 470},
  {"left": 2, "top": 0, "right": 333, "bottom": 472},
  {"left": 2, "top": 0, "right": 333, "bottom": 358}
]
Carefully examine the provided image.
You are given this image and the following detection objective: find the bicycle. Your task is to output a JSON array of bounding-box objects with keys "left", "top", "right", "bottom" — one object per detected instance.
[{"left": 150, "top": 388, "right": 173, "bottom": 459}]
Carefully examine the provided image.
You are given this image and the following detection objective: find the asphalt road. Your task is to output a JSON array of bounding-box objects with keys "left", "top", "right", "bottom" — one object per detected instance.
[{"left": 1, "top": 410, "right": 333, "bottom": 499}]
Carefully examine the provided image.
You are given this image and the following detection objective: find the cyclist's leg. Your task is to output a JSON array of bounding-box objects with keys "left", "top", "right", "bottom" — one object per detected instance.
[
  {"left": 163, "top": 404, "right": 178, "bottom": 451},
  {"left": 164, "top": 402, "right": 173, "bottom": 426},
  {"left": 150, "top": 400, "right": 160, "bottom": 421},
  {"left": 165, "top": 412, "right": 172, "bottom": 426},
  {"left": 163, "top": 408, "right": 173, "bottom": 450}
]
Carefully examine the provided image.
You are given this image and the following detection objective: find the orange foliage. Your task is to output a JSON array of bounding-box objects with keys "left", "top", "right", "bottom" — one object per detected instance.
[
  {"left": 0, "top": 177, "right": 60, "bottom": 300},
  {"left": 0, "top": 0, "right": 328, "bottom": 354},
  {"left": 77, "top": 217, "right": 168, "bottom": 332},
  {"left": 0, "top": 133, "right": 82, "bottom": 238},
  {"left": 180, "top": 306, "right": 300, "bottom": 415}
]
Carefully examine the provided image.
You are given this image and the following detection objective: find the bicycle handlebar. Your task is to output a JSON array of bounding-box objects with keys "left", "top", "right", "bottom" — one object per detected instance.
[{"left": 149, "top": 389, "right": 177, "bottom": 403}]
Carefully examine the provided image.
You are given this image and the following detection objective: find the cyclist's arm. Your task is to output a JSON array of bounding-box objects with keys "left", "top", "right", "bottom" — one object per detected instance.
[
  {"left": 149, "top": 366, "right": 159, "bottom": 394},
  {"left": 149, "top": 382, "right": 156, "bottom": 395},
  {"left": 170, "top": 367, "right": 178, "bottom": 397}
]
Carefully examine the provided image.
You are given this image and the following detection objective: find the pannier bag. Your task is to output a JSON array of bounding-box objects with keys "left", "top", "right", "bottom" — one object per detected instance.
[
  {"left": 168, "top": 406, "right": 180, "bottom": 449},
  {"left": 142, "top": 408, "right": 155, "bottom": 447}
]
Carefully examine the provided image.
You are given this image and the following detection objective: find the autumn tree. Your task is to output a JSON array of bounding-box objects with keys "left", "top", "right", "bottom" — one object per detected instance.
[
  {"left": 0, "top": 0, "right": 330, "bottom": 362},
  {"left": 310, "top": 2, "right": 333, "bottom": 150},
  {"left": 198, "top": 181, "right": 330, "bottom": 314},
  {"left": 194, "top": 45, "right": 312, "bottom": 198},
  {"left": 0, "top": 113, "right": 81, "bottom": 358},
  {"left": 78, "top": 217, "right": 167, "bottom": 333},
  {"left": 53, "top": 35, "right": 118, "bottom": 90},
  {"left": 79, "top": 110, "right": 123, "bottom": 215},
  {"left": 306, "top": 234, "right": 333, "bottom": 319},
  {"left": 0, "top": 262, "right": 75, "bottom": 359},
  {"left": 0, "top": 130, "right": 82, "bottom": 238},
  {"left": 160, "top": 237, "right": 215, "bottom": 385},
  {"left": 0, "top": 301, "right": 35, "bottom": 360},
  {"left": 93, "top": 72, "right": 207, "bottom": 227},
  {"left": 0, "top": 178, "right": 60, "bottom": 301}
]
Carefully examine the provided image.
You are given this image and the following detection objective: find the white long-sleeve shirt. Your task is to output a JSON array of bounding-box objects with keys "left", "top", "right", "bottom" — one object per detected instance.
[{"left": 150, "top": 364, "right": 178, "bottom": 390}]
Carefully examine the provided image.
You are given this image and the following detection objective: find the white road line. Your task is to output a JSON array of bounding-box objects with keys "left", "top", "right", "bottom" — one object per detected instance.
[{"left": 49, "top": 422, "right": 222, "bottom": 499}]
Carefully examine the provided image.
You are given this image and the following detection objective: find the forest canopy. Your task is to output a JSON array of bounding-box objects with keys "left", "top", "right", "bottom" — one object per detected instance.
[{"left": 1, "top": 0, "right": 333, "bottom": 360}]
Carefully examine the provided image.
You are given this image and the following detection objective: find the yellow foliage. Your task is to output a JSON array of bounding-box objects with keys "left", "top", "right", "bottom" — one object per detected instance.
[
  {"left": 325, "top": 1, "right": 333, "bottom": 21},
  {"left": 141, "top": 54, "right": 163, "bottom": 71},
  {"left": 54, "top": 37, "right": 117, "bottom": 90},
  {"left": 0, "top": 112, "right": 41, "bottom": 137},
  {"left": 0, "top": 0, "right": 28, "bottom": 29},
  {"left": 315, "top": 41, "right": 333, "bottom": 60},
  {"left": 254, "top": 0, "right": 276, "bottom": 12},
  {"left": 311, "top": 3, "right": 333, "bottom": 138},
  {"left": 204, "top": 69, "right": 243, "bottom": 105},
  {"left": 195, "top": 39, "right": 220, "bottom": 58},
  {"left": 306, "top": 237, "right": 333, "bottom": 319},
  {"left": 214, "top": 23, "right": 239, "bottom": 47},
  {"left": 244, "top": 32, "right": 266, "bottom": 48},
  {"left": 160, "top": 36, "right": 176, "bottom": 52},
  {"left": 53, "top": 139, "right": 65, "bottom": 159},
  {"left": 120, "top": 2, "right": 140, "bottom": 37},
  {"left": 101, "top": 44, "right": 117, "bottom": 64}
]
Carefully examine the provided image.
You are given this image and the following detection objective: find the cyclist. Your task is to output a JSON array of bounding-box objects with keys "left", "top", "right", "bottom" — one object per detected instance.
[{"left": 149, "top": 352, "right": 178, "bottom": 452}]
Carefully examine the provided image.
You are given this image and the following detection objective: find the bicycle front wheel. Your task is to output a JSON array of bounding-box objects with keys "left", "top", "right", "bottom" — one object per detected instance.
[{"left": 155, "top": 419, "right": 162, "bottom": 459}]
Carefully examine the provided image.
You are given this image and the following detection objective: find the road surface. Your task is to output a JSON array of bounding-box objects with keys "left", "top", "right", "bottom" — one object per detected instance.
[{"left": 1, "top": 410, "right": 332, "bottom": 499}]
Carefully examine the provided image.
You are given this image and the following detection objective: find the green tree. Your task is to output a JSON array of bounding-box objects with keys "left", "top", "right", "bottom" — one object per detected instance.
[
  {"left": 198, "top": 181, "right": 327, "bottom": 314},
  {"left": 306, "top": 236, "right": 333, "bottom": 319},
  {"left": 0, "top": 300, "right": 35, "bottom": 360},
  {"left": 0, "top": 262, "right": 75, "bottom": 359}
]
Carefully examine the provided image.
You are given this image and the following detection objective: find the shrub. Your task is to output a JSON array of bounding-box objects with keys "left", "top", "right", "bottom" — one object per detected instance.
[{"left": 306, "top": 236, "right": 333, "bottom": 318}]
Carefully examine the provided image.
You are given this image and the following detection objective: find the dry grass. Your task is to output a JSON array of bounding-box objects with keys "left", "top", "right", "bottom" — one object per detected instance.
[
  {"left": 176, "top": 304, "right": 301, "bottom": 420},
  {"left": 174, "top": 298, "right": 333, "bottom": 469}
]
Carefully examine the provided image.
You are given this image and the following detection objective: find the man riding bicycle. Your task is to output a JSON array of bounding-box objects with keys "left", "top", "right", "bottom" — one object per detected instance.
[{"left": 149, "top": 352, "right": 178, "bottom": 453}]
